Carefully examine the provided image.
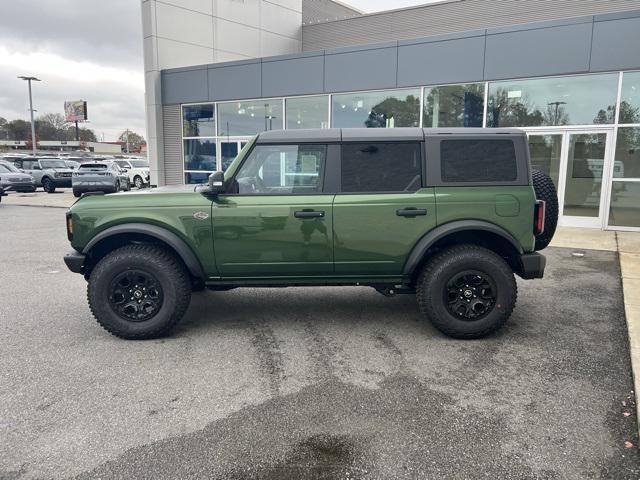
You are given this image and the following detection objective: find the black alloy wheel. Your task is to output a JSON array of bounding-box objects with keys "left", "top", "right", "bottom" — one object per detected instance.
[
  {"left": 445, "top": 270, "right": 497, "bottom": 321},
  {"left": 108, "top": 270, "right": 164, "bottom": 322}
]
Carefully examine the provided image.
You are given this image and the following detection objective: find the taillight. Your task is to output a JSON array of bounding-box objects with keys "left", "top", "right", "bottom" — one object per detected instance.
[
  {"left": 66, "top": 212, "right": 73, "bottom": 241},
  {"left": 534, "top": 200, "right": 545, "bottom": 235}
]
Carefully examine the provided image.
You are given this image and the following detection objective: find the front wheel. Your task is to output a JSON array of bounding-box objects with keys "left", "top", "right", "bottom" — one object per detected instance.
[
  {"left": 87, "top": 244, "right": 192, "bottom": 339},
  {"left": 134, "top": 176, "right": 144, "bottom": 189},
  {"left": 416, "top": 245, "right": 517, "bottom": 339},
  {"left": 73, "top": 190, "right": 81, "bottom": 198},
  {"left": 42, "top": 177, "right": 56, "bottom": 193}
]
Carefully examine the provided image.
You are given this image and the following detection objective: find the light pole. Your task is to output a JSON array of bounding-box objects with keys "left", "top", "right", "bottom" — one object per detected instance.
[{"left": 18, "top": 76, "right": 41, "bottom": 156}]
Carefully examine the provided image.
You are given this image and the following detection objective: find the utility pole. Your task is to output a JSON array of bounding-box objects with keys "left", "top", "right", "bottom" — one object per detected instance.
[
  {"left": 18, "top": 76, "right": 41, "bottom": 156},
  {"left": 125, "top": 129, "right": 130, "bottom": 153}
]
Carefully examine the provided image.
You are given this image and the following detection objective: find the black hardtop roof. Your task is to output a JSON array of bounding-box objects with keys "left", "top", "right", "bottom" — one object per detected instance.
[{"left": 256, "top": 128, "right": 525, "bottom": 143}]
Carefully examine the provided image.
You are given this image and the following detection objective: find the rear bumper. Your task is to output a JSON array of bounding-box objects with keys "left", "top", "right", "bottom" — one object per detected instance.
[
  {"left": 64, "top": 250, "right": 86, "bottom": 274},
  {"left": 517, "top": 252, "right": 546, "bottom": 279}
]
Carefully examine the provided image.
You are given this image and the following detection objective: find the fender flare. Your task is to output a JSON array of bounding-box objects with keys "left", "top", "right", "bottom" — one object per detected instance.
[
  {"left": 82, "top": 223, "right": 205, "bottom": 279},
  {"left": 402, "top": 220, "right": 523, "bottom": 277}
]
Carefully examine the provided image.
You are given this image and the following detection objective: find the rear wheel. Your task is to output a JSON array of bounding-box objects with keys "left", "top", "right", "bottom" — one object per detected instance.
[
  {"left": 134, "top": 176, "right": 143, "bottom": 189},
  {"left": 416, "top": 245, "right": 517, "bottom": 339},
  {"left": 42, "top": 177, "right": 56, "bottom": 193},
  {"left": 87, "top": 244, "right": 192, "bottom": 339},
  {"left": 73, "top": 190, "right": 81, "bottom": 198},
  {"left": 532, "top": 170, "right": 558, "bottom": 251},
  {"left": 114, "top": 180, "right": 120, "bottom": 193}
]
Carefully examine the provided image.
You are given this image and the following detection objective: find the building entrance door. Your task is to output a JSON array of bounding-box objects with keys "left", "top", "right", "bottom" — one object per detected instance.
[{"left": 526, "top": 129, "right": 614, "bottom": 229}]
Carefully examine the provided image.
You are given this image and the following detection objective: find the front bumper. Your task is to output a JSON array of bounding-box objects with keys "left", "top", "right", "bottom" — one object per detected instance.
[
  {"left": 2, "top": 181, "right": 37, "bottom": 192},
  {"left": 53, "top": 178, "right": 72, "bottom": 188},
  {"left": 517, "top": 252, "right": 546, "bottom": 279},
  {"left": 64, "top": 250, "right": 86, "bottom": 274}
]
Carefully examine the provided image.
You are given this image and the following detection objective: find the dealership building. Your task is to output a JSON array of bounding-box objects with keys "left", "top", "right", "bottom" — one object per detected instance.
[{"left": 141, "top": 0, "right": 640, "bottom": 230}]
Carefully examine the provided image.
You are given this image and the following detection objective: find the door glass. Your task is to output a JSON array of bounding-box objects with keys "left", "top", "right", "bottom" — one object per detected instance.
[
  {"left": 528, "top": 134, "right": 562, "bottom": 188},
  {"left": 563, "top": 133, "right": 606, "bottom": 218}
]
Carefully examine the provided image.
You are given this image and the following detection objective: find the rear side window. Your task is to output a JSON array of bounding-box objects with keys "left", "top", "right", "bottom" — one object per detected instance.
[
  {"left": 441, "top": 139, "right": 517, "bottom": 183},
  {"left": 341, "top": 142, "right": 422, "bottom": 192}
]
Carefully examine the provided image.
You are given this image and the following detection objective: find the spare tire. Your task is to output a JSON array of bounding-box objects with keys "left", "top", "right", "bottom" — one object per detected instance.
[{"left": 532, "top": 170, "right": 559, "bottom": 251}]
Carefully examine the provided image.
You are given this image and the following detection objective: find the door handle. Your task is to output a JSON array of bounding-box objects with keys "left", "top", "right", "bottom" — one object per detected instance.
[
  {"left": 396, "top": 208, "right": 427, "bottom": 217},
  {"left": 294, "top": 210, "right": 325, "bottom": 218}
]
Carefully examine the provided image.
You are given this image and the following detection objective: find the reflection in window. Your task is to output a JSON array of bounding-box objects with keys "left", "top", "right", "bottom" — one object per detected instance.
[
  {"left": 620, "top": 72, "right": 640, "bottom": 124},
  {"left": 614, "top": 127, "right": 640, "bottom": 179},
  {"left": 609, "top": 181, "right": 640, "bottom": 228},
  {"left": 184, "top": 172, "right": 211, "bottom": 184},
  {"left": 217, "top": 99, "right": 283, "bottom": 136},
  {"left": 183, "top": 104, "right": 215, "bottom": 137},
  {"left": 423, "top": 83, "right": 484, "bottom": 127},
  {"left": 286, "top": 96, "right": 329, "bottom": 129},
  {"left": 487, "top": 74, "right": 618, "bottom": 127},
  {"left": 528, "top": 134, "right": 562, "bottom": 189},
  {"left": 221, "top": 142, "right": 239, "bottom": 171},
  {"left": 332, "top": 89, "right": 420, "bottom": 128},
  {"left": 235, "top": 144, "right": 326, "bottom": 194},
  {"left": 184, "top": 139, "right": 216, "bottom": 171},
  {"left": 563, "top": 133, "right": 606, "bottom": 218}
]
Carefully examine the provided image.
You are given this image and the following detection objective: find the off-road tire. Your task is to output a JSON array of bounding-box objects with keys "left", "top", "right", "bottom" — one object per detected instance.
[
  {"left": 73, "top": 190, "right": 81, "bottom": 198},
  {"left": 532, "top": 169, "right": 558, "bottom": 251},
  {"left": 42, "top": 177, "right": 56, "bottom": 194},
  {"left": 87, "top": 244, "right": 192, "bottom": 339},
  {"left": 416, "top": 245, "right": 517, "bottom": 339},
  {"left": 134, "top": 176, "right": 143, "bottom": 189}
]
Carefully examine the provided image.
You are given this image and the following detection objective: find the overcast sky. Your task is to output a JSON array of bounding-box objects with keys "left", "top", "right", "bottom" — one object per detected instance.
[{"left": 0, "top": 1, "right": 434, "bottom": 141}]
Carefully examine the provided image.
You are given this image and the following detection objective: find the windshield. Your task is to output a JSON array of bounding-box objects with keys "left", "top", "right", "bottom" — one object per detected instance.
[
  {"left": 40, "top": 160, "right": 67, "bottom": 169},
  {"left": 0, "top": 163, "right": 19, "bottom": 173},
  {"left": 129, "top": 160, "right": 149, "bottom": 168}
]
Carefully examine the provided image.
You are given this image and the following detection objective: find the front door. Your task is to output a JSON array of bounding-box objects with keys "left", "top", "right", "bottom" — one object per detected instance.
[{"left": 213, "top": 142, "right": 334, "bottom": 277}]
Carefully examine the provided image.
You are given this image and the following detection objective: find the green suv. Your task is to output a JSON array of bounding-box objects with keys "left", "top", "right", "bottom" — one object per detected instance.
[{"left": 63, "top": 128, "right": 557, "bottom": 340}]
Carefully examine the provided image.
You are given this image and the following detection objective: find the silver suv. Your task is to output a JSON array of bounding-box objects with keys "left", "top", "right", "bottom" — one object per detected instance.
[
  {"left": 72, "top": 161, "right": 131, "bottom": 197},
  {"left": 12, "top": 157, "right": 74, "bottom": 193}
]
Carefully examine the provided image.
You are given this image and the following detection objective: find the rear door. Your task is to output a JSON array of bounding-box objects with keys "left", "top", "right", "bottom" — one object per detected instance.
[
  {"left": 213, "top": 142, "right": 336, "bottom": 277},
  {"left": 333, "top": 140, "right": 437, "bottom": 275}
]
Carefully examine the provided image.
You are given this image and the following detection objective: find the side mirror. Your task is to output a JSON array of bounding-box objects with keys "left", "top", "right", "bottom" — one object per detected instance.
[{"left": 207, "top": 171, "right": 225, "bottom": 195}]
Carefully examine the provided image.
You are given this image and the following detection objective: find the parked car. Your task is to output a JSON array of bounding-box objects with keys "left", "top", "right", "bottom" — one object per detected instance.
[
  {"left": 63, "top": 128, "right": 558, "bottom": 340},
  {"left": 72, "top": 161, "right": 131, "bottom": 197},
  {"left": 113, "top": 159, "right": 150, "bottom": 188},
  {"left": 0, "top": 161, "right": 36, "bottom": 193},
  {"left": 11, "top": 157, "right": 74, "bottom": 193}
]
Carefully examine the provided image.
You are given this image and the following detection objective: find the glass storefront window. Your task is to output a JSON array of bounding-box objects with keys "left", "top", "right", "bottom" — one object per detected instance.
[
  {"left": 221, "top": 142, "right": 239, "bottom": 171},
  {"left": 184, "top": 139, "right": 216, "bottom": 171},
  {"left": 184, "top": 172, "right": 211, "bottom": 184},
  {"left": 620, "top": 72, "right": 640, "bottom": 124},
  {"left": 331, "top": 89, "right": 420, "bottom": 128},
  {"left": 487, "top": 74, "right": 618, "bottom": 128},
  {"left": 609, "top": 181, "right": 640, "bottom": 228},
  {"left": 217, "top": 99, "right": 283, "bottom": 136},
  {"left": 286, "top": 96, "right": 329, "bottom": 129},
  {"left": 613, "top": 127, "right": 640, "bottom": 179},
  {"left": 183, "top": 104, "right": 215, "bottom": 137},
  {"left": 423, "top": 83, "right": 484, "bottom": 128}
]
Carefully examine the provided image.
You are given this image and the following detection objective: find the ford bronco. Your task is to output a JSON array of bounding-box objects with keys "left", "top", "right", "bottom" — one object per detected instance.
[{"left": 63, "top": 128, "right": 558, "bottom": 340}]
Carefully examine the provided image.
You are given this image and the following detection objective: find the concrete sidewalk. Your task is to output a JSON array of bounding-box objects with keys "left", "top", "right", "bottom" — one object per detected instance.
[{"left": 552, "top": 227, "right": 640, "bottom": 435}]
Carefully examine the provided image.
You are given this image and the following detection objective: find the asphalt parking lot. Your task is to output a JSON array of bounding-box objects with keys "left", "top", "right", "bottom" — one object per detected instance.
[{"left": 1, "top": 204, "right": 638, "bottom": 479}]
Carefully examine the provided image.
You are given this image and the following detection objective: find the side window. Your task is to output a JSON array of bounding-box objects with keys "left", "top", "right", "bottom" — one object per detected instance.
[
  {"left": 440, "top": 139, "right": 517, "bottom": 183},
  {"left": 341, "top": 142, "right": 422, "bottom": 193},
  {"left": 235, "top": 144, "right": 326, "bottom": 194}
]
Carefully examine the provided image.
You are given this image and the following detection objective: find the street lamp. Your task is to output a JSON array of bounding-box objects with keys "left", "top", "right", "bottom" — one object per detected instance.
[
  {"left": 547, "top": 101, "right": 567, "bottom": 126},
  {"left": 18, "top": 76, "right": 41, "bottom": 156}
]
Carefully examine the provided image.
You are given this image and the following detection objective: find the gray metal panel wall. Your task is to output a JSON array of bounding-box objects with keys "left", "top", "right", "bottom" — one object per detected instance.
[
  {"left": 484, "top": 21, "right": 593, "bottom": 80},
  {"left": 160, "top": 9, "right": 640, "bottom": 106},
  {"left": 162, "top": 68, "right": 208, "bottom": 105},
  {"left": 324, "top": 44, "right": 397, "bottom": 92},
  {"left": 302, "top": 0, "right": 640, "bottom": 51},
  {"left": 262, "top": 54, "right": 325, "bottom": 97},
  {"left": 590, "top": 14, "right": 640, "bottom": 72},
  {"left": 208, "top": 62, "right": 262, "bottom": 101},
  {"left": 397, "top": 34, "right": 485, "bottom": 87},
  {"left": 162, "top": 105, "right": 182, "bottom": 186}
]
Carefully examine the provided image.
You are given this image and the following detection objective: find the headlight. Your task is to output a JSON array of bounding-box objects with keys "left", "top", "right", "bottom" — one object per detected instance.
[{"left": 54, "top": 172, "right": 60, "bottom": 178}]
